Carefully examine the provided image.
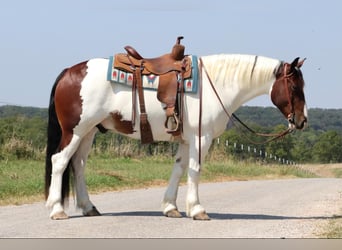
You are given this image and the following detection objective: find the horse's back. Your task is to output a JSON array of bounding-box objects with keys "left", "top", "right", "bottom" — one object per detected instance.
[{"left": 77, "top": 58, "right": 172, "bottom": 141}]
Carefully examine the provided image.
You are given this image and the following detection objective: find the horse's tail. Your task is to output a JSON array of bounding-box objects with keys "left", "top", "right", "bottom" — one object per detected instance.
[{"left": 45, "top": 68, "right": 71, "bottom": 205}]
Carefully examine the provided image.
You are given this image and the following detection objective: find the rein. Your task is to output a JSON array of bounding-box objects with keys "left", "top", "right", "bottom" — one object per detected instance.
[{"left": 198, "top": 57, "right": 293, "bottom": 146}]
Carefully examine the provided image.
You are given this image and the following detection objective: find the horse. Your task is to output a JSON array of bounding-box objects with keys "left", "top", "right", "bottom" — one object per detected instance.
[{"left": 45, "top": 53, "right": 307, "bottom": 220}]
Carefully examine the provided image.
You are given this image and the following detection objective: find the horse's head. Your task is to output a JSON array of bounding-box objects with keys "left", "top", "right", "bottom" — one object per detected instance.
[{"left": 271, "top": 57, "right": 308, "bottom": 130}]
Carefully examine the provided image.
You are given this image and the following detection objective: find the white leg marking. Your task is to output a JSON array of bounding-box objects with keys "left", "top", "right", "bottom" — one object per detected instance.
[
  {"left": 72, "top": 128, "right": 97, "bottom": 215},
  {"left": 186, "top": 164, "right": 205, "bottom": 217},
  {"left": 46, "top": 135, "right": 81, "bottom": 218},
  {"left": 185, "top": 135, "right": 212, "bottom": 218},
  {"left": 162, "top": 143, "right": 189, "bottom": 215}
]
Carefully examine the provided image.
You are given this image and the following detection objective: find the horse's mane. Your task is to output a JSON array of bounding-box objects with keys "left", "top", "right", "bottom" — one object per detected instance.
[{"left": 202, "top": 54, "right": 281, "bottom": 88}]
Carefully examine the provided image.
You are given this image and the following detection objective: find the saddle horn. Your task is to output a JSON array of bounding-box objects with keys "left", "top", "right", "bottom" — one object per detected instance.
[{"left": 171, "top": 36, "right": 185, "bottom": 60}]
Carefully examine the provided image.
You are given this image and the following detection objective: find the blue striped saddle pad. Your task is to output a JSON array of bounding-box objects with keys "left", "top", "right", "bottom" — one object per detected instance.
[{"left": 107, "top": 55, "right": 198, "bottom": 93}]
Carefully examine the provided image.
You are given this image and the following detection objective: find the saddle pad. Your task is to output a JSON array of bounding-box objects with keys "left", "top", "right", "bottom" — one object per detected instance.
[{"left": 107, "top": 55, "right": 198, "bottom": 93}]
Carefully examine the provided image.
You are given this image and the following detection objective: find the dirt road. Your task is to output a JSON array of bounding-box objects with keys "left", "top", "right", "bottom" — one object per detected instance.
[{"left": 0, "top": 178, "right": 341, "bottom": 238}]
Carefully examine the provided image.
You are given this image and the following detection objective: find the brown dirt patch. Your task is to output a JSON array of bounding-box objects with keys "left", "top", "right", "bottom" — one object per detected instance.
[{"left": 299, "top": 163, "right": 342, "bottom": 178}]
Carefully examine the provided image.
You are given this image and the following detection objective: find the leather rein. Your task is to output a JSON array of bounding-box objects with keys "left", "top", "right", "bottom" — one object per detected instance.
[{"left": 198, "top": 58, "right": 295, "bottom": 152}]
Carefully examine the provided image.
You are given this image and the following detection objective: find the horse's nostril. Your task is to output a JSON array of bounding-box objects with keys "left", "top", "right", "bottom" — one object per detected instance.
[{"left": 297, "top": 117, "right": 307, "bottom": 130}]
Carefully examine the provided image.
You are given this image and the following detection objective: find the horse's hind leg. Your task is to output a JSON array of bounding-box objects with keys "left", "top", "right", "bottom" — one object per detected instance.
[
  {"left": 71, "top": 127, "right": 101, "bottom": 216},
  {"left": 162, "top": 143, "right": 189, "bottom": 218},
  {"left": 46, "top": 133, "right": 81, "bottom": 219}
]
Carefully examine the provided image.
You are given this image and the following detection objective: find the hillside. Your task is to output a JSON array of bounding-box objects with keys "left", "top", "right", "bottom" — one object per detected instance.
[
  {"left": 234, "top": 106, "right": 342, "bottom": 132},
  {"left": 0, "top": 105, "right": 341, "bottom": 163},
  {"left": 0, "top": 105, "right": 47, "bottom": 119},
  {"left": 0, "top": 105, "right": 341, "bottom": 132}
]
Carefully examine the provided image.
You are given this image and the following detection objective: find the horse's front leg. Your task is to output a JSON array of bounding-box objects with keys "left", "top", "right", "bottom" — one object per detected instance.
[
  {"left": 162, "top": 143, "right": 189, "bottom": 218},
  {"left": 186, "top": 136, "right": 211, "bottom": 220}
]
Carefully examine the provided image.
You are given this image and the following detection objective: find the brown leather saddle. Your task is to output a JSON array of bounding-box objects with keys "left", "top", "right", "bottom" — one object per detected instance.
[{"left": 114, "top": 36, "right": 191, "bottom": 144}]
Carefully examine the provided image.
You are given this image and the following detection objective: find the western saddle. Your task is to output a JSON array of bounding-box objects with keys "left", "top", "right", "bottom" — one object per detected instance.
[{"left": 114, "top": 36, "right": 191, "bottom": 144}]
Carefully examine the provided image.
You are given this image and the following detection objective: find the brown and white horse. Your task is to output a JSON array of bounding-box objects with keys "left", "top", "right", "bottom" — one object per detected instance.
[{"left": 45, "top": 54, "right": 307, "bottom": 220}]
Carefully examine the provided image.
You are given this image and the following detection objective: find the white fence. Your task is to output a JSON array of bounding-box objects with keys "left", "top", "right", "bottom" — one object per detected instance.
[{"left": 215, "top": 138, "right": 296, "bottom": 165}]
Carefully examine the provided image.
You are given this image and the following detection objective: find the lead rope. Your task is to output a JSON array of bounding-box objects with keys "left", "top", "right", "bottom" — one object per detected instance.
[
  {"left": 198, "top": 58, "right": 203, "bottom": 165},
  {"left": 199, "top": 57, "right": 292, "bottom": 145}
]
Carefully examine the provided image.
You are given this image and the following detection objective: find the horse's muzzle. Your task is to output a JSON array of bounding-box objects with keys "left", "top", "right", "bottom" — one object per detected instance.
[
  {"left": 288, "top": 115, "right": 307, "bottom": 130},
  {"left": 296, "top": 116, "right": 308, "bottom": 130}
]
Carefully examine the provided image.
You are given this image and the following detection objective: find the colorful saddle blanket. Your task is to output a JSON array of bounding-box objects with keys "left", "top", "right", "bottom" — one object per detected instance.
[{"left": 107, "top": 55, "right": 198, "bottom": 93}]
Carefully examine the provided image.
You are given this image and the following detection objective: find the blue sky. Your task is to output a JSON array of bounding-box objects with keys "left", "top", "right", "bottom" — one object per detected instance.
[{"left": 0, "top": 0, "right": 341, "bottom": 109}]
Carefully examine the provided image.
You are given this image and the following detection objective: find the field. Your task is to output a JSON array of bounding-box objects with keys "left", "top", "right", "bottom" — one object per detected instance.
[{"left": 0, "top": 156, "right": 318, "bottom": 206}]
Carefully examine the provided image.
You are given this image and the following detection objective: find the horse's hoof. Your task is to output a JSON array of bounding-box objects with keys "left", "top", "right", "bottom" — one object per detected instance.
[
  {"left": 84, "top": 206, "right": 101, "bottom": 216},
  {"left": 51, "top": 211, "right": 69, "bottom": 220},
  {"left": 193, "top": 211, "right": 211, "bottom": 221},
  {"left": 165, "top": 209, "right": 182, "bottom": 218}
]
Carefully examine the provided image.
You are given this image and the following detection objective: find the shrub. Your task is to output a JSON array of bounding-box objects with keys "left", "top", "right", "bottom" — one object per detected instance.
[{"left": 0, "top": 137, "right": 43, "bottom": 160}]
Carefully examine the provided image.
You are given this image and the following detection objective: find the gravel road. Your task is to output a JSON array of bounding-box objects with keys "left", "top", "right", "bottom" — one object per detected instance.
[{"left": 1, "top": 178, "right": 341, "bottom": 238}]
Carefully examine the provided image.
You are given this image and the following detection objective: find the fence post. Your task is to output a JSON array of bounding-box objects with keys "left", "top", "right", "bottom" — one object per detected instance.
[{"left": 216, "top": 136, "right": 295, "bottom": 165}]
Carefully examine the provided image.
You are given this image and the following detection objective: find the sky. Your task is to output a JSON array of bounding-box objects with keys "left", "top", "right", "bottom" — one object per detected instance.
[{"left": 0, "top": 0, "right": 341, "bottom": 109}]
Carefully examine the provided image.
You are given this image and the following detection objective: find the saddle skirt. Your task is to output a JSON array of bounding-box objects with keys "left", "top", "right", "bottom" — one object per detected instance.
[{"left": 107, "top": 55, "right": 198, "bottom": 93}]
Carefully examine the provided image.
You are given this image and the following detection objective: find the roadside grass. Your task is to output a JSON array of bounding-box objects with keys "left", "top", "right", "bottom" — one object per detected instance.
[
  {"left": 319, "top": 164, "right": 342, "bottom": 238},
  {"left": 0, "top": 156, "right": 316, "bottom": 206},
  {"left": 333, "top": 168, "right": 342, "bottom": 178},
  {"left": 85, "top": 156, "right": 175, "bottom": 192},
  {"left": 320, "top": 212, "right": 342, "bottom": 238},
  {"left": 0, "top": 160, "right": 45, "bottom": 205},
  {"left": 203, "top": 160, "right": 315, "bottom": 181}
]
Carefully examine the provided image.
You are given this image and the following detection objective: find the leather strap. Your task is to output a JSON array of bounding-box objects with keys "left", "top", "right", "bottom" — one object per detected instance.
[
  {"left": 134, "top": 65, "right": 154, "bottom": 144},
  {"left": 198, "top": 58, "right": 203, "bottom": 166},
  {"left": 282, "top": 64, "right": 295, "bottom": 122},
  {"left": 200, "top": 57, "right": 292, "bottom": 145},
  {"left": 132, "top": 70, "right": 137, "bottom": 128},
  {"left": 135, "top": 67, "right": 146, "bottom": 114},
  {"left": 179, "top": 58, "right": 187, "bottom": 133}
]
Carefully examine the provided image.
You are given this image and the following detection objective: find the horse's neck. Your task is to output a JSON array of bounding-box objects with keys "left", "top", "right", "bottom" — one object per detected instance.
[{"left": 202, "top": 54, "right": 280, "bottom": 111}]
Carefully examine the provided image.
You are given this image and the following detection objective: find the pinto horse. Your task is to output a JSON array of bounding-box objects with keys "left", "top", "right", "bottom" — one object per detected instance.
[{"left": 45, "top": 53, "right": 307, "bottom": 220}]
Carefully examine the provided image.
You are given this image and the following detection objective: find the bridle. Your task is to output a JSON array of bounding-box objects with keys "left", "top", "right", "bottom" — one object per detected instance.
[
  {"left": 198, "top": 58, "right": 295, "bottom": 151},
  {"left": 276, "top": 63, "right": 296, "bottom": 125}
]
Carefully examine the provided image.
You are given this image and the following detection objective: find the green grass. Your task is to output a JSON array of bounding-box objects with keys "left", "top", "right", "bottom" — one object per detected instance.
[
  {"left": 0, "top": 156, "right": 316, "bottom": 206},
  {"left": 0, "top": 160, "right": 45, "bottom": 205},
  {"left": 85, "top": 156, "right": 174, "bottom": 192},
  {"left": 333, "top": 168, "right": 342, "bottom": 178},
  {"left": 203, "top": 160, "right": 316, "bottom": 181}
]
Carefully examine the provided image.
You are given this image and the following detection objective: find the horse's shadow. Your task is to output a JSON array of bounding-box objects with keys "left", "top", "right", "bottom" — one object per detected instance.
[{"left": 69, "top": 211, "right": 342, "bottom": 221}]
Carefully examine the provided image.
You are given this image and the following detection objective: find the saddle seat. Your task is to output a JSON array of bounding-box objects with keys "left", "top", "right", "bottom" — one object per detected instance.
[
  {"left": 113, "top": 36, "right": 191, "bottom": 144},
  {"left": 123, "top": 36, "right": 188, "bottom": 75},
  {"left": 115, "top": 37, "right": 191, "bottom": 77}
]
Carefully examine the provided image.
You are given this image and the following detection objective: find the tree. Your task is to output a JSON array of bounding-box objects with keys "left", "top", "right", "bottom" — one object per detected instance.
[
  {"left": 312, "top": 131, "right": 342, "bottom": 163},
  {"left": 290, "top": 129, "right": 319, "bottom": 163},
  {"left": 265, "top": 124, "right": 294, "bottom": 161}
]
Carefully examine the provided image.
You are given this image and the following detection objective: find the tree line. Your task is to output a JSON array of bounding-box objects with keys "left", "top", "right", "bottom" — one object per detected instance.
[{"left": 0, "top": 105, "right": 341, "bottom": 163}]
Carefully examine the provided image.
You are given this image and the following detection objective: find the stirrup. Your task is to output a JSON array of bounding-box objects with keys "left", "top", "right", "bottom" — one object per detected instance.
[{"left": 165, "top": 113, "right": 180, "bottom": 134}]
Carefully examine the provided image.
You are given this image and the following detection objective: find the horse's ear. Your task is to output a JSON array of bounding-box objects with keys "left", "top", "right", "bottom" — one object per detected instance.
[
  {"left": 297, "top": 58, "right": 306, "bottom": 68},
  {"left": 290, "top": 57, "right": 306, "bottom": 71},
  {"left": 290, "top": 57, "right": 300, "bottom": 71}
]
